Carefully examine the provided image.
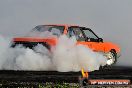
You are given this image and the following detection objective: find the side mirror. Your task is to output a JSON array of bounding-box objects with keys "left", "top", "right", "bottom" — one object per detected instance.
[{"left": 98, "top": 38, "right": 103, "bottom": 42}]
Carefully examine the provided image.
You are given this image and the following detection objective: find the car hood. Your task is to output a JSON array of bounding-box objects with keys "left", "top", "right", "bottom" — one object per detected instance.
[{"left": 103, "top": 42, "right": 121, "bottom": 53}]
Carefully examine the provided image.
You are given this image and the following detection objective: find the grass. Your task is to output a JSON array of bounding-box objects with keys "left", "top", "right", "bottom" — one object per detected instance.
[
  {"left": 39, "top": 82, "right": 80, "bottom": 88},
  {"left": 0, "top": 82, "right": 80, "bottom": 88}
]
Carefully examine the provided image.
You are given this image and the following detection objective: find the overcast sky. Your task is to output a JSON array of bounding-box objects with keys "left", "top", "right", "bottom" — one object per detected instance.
[{"left": 0, "top": 0, "right": 132, "bottom": 66}]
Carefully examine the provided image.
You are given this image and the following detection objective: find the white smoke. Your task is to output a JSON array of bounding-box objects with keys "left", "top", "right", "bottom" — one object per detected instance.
[
  {"left": 53, "top": 35, "right": 106, "bottom": 72},
  {"left": 0, "top": 34, "right": 107, "bottom": 72}
]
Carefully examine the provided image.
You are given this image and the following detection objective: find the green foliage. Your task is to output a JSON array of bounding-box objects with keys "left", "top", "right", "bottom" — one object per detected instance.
[
  {"left": 38, "top": 82, "right": 80, "bottom": 88},
  {"left": 0, "top": 81, "right": 80, "bottom": 88}
]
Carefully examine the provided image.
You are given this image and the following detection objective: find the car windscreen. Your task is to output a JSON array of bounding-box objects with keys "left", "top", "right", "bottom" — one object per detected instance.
[{"left": 27, "top": 25, "right": 64, "bottom": 37}]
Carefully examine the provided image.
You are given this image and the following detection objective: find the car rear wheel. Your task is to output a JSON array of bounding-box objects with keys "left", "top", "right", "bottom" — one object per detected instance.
[{"left": 105, "top": 50, "right": 117, "bottom": 66}]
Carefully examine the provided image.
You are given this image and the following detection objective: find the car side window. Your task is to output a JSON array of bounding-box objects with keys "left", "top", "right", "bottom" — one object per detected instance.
[
  {"left": 68, "top": 27, "right": 85, "bottom": 41},
  {"left": 83, "top": 28, "right": 98, "bottom": 40}
]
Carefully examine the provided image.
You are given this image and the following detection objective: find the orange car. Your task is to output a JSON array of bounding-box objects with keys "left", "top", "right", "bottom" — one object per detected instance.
[{"left": 12, "top": 24, "right": 121, "bottom": 66}]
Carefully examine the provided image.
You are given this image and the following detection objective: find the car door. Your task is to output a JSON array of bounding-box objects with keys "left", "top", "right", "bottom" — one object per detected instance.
[
  {"left": 81, "top": 27, "right": 105, "bottom": 52},
  {"left": 67, "top": 27, "right": 104, "bottom": 52}
]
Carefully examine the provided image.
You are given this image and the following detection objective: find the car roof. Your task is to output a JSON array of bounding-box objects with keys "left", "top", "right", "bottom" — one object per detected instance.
[{"left": 45, "top": 24, "right": 79, "bottom": 27}]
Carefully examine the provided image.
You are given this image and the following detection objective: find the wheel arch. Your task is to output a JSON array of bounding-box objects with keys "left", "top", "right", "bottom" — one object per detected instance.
[
  {"left": 110, "top": 49, "right": 117, "bottom": 58},
  {"left": 110, "top": 49, "right": 116, "bottom": 53}
]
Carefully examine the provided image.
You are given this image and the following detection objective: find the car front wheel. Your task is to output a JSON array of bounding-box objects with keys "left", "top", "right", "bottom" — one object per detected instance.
[{"left": 105, "top": 50, "right": 117, "bottom": 66}]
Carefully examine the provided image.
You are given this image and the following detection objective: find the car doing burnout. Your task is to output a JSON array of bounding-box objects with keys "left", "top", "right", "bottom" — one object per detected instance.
[{"left": 12, "top": 24, "right": 121, "bottom": 66}]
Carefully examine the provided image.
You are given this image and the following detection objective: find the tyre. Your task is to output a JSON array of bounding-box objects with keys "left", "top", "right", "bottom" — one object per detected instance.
[{"left": 105, "top": 50, "right": 117, "bottom": 66}]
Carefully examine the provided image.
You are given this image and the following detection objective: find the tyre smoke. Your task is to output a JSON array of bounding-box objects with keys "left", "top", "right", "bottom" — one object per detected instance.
[{"left": 0, "top": 35, "right": 107, "bottom": 72}]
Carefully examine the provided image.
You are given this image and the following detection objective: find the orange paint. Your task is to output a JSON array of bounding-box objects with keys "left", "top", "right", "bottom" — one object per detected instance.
[{"left": 13, "top": 24, "right": 120, "bottom": 55}]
